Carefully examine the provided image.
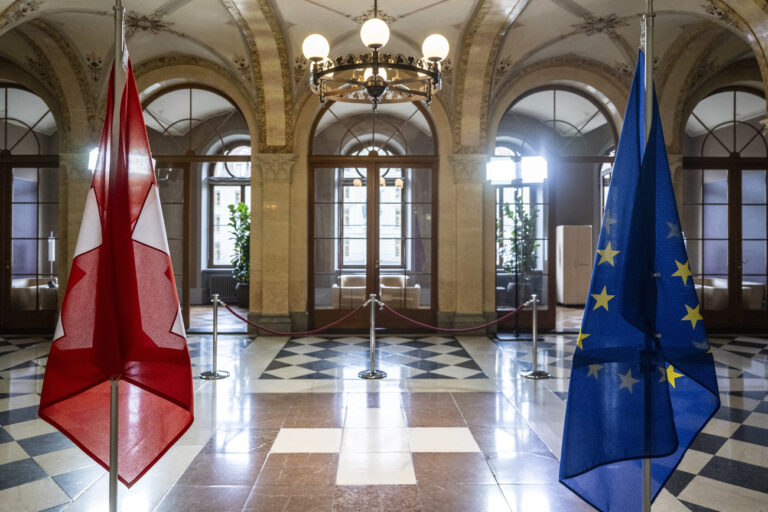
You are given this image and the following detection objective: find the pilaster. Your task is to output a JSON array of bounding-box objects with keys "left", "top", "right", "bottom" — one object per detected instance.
[
  {"left": 251, "top": 153, "right": 296, "bottom": 328},
  {"left": 449, "top": 154, "right": 488, "bottom": 324}
]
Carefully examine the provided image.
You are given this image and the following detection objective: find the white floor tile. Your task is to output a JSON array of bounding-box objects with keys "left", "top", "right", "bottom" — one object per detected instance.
[
  {"left": 336, "top": 452, "right": 416, "bottom": 485},
  {"left": 0, "top": 441, "right": 27, "bottom": 465},
  {"left": 0, "top": 478, "right": 70, "bottom": 512},
  {"left": 3, "top": 419, "right": 57, "bottom": 440},
  {"left": 744, "top": 411, "right": 768, "bottom": 430},
  {"left": 34, "top": 447, "right": 96, "bottom": 476},
  {"left": 430, "top": 365, "right": 482, "bottom": 379},
  {"left": 407, "top": 427, "right": 481, "bottom": 452},
  {"left": 715, "top": 438, "right": 768, "bottom": 468},
  {"left": 344, "top": 408, "right": 405, "bottom": 428},
  {"left": 677, "top": 449, "right": 713, "bottom": 474},
  {"left": 340, "top": 428, "right": 410, "bottom": 453},
  {"left": 269, "top": 428, "right": 342, "bottom": 453}
]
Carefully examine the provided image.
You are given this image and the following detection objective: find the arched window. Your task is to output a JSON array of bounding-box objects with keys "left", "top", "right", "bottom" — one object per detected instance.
[
  {"left": 495, "top": 86, "right": 617, "bottom": 329},
  {"left": 1, "top": 84, "right": 60, "bottom": 331},
  {"left": 309, "top": 102, "right": 437, "bottom": 328},
  {"left": 141, "top": 86, "right": 251, "bottom": 315},
  {"left": 682, "top": 88, "right": 767, "bottom": 326}
]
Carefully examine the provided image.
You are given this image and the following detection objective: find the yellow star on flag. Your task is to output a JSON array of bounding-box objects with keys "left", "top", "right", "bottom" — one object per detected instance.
[
  {"left": 576, "top": 330, "right": 590, "bottom": 350},
  {"left": 587, "top": 364, "right": 602, "bottom": 379},
  {"left": 681, "top": 304, "right": 703, "bottom": 329},
  {"left": 671, "top": 260, "right": 692, "bottom": 285},
  {"left": 591, "top": 286, "right": 615, "bottom": 311},
  {"left": 666, "top": 365, "right": 684, "bottom": 388},
  {"left": 596, "top": 242, "right": 620, "bottom": 266}
]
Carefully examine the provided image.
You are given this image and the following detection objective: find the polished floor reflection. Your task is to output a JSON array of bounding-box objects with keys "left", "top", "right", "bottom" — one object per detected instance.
[{"left": 0, "top": 330, "right": 766, "bottom": 511}]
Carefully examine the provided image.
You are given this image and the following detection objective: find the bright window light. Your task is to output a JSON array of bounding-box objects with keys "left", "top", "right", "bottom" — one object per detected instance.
[
  {"left": 88, "top": 147, "right": 99, "bottom": 173},
  {"left": 486, "top": 157, "right": 516, "bottom": 184},
  {"left": 521, "top": 156, "right": 547, "bottom": 183}
]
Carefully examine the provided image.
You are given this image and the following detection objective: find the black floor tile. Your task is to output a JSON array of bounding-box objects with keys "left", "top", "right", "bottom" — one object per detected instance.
[
  {"left": 713, "top": 406, "right": 752, "bottom": 423},
  {"left": 699, "top": 456, "right": 768, "bottom": 494},
  {"left": 0, "top": 459, "right": 48, "bottom": 490},
  {"left": 689, "top": 432, "right": 729, "bottom": 454},
  {"left": 17, "top": 431, "right": 74, "bottom": 457},
  {"left": 679, "top": 500, "right": 719, "bottom": 512},
  {"left": 665, "top": 470, "right": 696, "bottom": 496},
  {"left": 0, "top": 427, "right": 13, "bottom": 444},
  {"left": 52, "top": 465, "right": 104, "bottom": 499},
  {"left": 730, "top": 424, "right": 768, "bottom": 448},
  {"left": 0, "top": 405, "right": 40, "bottom": 426}
]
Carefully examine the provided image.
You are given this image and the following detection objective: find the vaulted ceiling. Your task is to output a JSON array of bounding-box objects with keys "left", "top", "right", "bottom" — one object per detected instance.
[{"left": 0, "top": 0, "right": 765, "bottom": 152}]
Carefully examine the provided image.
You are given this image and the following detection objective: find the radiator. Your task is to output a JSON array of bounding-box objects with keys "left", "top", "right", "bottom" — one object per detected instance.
[{"left": 209, "top": 275, "right": 237, "bottom": 303}]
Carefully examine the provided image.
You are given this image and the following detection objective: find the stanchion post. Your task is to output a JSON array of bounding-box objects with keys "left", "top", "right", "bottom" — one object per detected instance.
[
  {"left": 109, "top": 378, "right": 118, "bottom": 512},
  {"left": 522, "top": 294, "right": 550, "bottom": 380},
  {"left": 201, "top": 294, "right": 230, "bottom": 380},
  {"left": 359, "top": 294, "right": 387, "bottom": 380}
]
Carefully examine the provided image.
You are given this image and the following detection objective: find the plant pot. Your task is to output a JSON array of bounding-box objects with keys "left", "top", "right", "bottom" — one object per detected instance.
[{"left": 235, "top": 282, "right": 250, "bottom": 308}]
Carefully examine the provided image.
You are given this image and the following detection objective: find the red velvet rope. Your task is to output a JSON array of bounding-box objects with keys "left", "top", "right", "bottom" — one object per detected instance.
[
  {"left": 221, "top": 302, "right": 366, "bottom": 336},
  {"left": 222, "top": 300, "right": 529, "bottom": 336},
  {"left": 380, "top": 302, "right": 528, "bottom": 333}
]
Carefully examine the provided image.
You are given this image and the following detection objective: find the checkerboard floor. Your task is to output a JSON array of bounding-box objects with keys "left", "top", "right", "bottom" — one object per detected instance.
[
  {"left": 0, "top": 331, "right": 766, "bottom": 511},
  {"left": 261, "top": 335, "right": 488, "bottom": 380},
  {"left": 497, "top": 334, "right": 768, "bottom": 511}
]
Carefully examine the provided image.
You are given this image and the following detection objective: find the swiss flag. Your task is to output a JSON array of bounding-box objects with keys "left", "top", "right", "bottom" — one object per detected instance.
[{"left": 38, "top": 58, "right": 193, "bottom": 487}]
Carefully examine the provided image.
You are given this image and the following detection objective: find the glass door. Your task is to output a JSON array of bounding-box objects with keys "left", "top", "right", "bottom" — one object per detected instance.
[
  {"left": 682, "top": 166, "right": 768, "bottom": 328},
  {"left": 312, "top": 166, "right": 370, "bottom": 328},
  {"left": 377, "top": 166, "right": 433, "bottom": 321},
  {"left": 310, "top": 162, "right": 437, "bottom": 329},
  {"left": 1, "top": 165, "right": 59, "bottom": 331}
]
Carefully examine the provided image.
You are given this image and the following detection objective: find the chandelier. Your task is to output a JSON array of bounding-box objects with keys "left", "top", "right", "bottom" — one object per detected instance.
[{"left": 301, "top": 0, "right": 449, "bottom": 111}]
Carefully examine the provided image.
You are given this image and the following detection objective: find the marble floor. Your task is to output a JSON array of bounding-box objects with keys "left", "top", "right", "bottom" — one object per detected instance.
[{"left": 0, "top": 329, "right": 767, "bottom": 511}]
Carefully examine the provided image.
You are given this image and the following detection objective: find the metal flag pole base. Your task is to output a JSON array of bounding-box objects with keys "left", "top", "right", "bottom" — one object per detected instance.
[
  {"left": 522, "top": 294, "right": 550, "bottom": 380},
  {"left": 109, "top": 378, "right": 119, "bottom": 512},
  {"left": 201, "top": 293, "right": 230, "bottom": 380},
  {"left": 359, "top": 294, "right": 387, "bottom": 380}
]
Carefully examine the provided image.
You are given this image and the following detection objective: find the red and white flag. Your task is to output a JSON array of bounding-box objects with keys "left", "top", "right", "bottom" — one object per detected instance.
[{"left": 38, "top": 58, "right": 193, "bottom": 487}]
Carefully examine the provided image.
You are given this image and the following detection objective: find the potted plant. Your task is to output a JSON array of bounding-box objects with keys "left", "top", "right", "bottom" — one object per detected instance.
[
  {"left": 228, "top": 201, "right": 250, "bottom": 307},
  {"left": 497, "top": 188, "right": 539, "bottom": 304}
]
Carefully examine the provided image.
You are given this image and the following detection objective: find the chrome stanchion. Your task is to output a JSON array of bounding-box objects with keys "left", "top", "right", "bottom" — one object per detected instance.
[
  {"left": 201, "top": 293, "right": 230, "bottom": 380},
  {"left": 522, "top": 294, "right": 550, "bottom": 380},
  {"left": 359, "top": 294, "right": 387, "bottom": 380},
  {"left": 108, "top": 378, "right": 119, "bottom": 512}
]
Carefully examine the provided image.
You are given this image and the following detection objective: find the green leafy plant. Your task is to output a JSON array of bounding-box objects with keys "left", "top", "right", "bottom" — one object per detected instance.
[
  {"left": 498, "top": 189, "right": 539, "bottom": 274},
  {"left": 228, "top": 202, "right": 250, "bottom": 283}
]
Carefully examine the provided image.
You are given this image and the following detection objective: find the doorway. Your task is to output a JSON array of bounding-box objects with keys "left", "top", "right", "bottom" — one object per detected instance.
[
  {"left": 308, "top": 102, "right": 438, "bottom": 330},
  {"left": 0, "top": 85, "right": 59, "bottom": 332}
]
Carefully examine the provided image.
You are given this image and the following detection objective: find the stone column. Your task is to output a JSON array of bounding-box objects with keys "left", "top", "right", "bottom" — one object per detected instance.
[
  {"left": 448, "top": 154, "right": 490, "bottom": 330},
  {"left": 667, "top": 153, "right": 684, "bottom": 215},
  {"left": 249, "top": 153, "right": 297, "bottom": 333},
  {"left": 59, "top": 150, "right": 92, "bottom": 298}
]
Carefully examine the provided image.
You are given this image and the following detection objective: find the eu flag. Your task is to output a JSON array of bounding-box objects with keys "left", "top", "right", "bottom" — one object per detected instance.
[{"left": 559, "top": 52, "right": 720, "bottom": 511}]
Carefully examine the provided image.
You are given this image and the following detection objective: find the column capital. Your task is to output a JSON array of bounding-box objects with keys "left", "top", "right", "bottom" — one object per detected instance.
[
  {"left": 449, "top": 153, "right": 488, "bottom": 183},
  {"left": 255, "top": 153, "right": 297, "bottom": 184}
]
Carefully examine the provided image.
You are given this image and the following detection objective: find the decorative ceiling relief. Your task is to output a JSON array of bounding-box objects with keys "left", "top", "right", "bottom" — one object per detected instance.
[
  {"left": 233, "top": 54, "right": 251, "bottom": 81},
  {"left": 703, "top": 1, "right": 736, "bottom": 27},
  {"left": 293, "top": 55, "right": 306, "bottom": 85},
  {"left": 85, "top": 52, "right": 103, "bottom": 82},
  {"left": 0, "top": 0, "right": 41, "bottom": 30},
  {"left": 125, "top": 11, "right": 173, "bottom": 38},
  {"left": 495, "top": 55, "right": 512, "bottom": 78},
  {"left": 351, "top": 8, "right": 398, "bottom": 25},
  {"left": 572, "top": 14, "right": 628, "bottom": 37}
]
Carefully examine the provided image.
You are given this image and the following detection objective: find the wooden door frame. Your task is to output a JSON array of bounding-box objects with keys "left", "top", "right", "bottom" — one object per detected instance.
[
  {"left": 308, "top": 156, "right": 439, "bottom": 331},
  {"left": 0, "top": 153, "right": 60, "bottom": 333},
  {"left": 682, "top": 156, "right": 768, "bottom": 330}
]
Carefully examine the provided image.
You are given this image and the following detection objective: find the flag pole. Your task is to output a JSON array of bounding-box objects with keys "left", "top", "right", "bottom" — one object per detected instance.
[
  {"left": 109, "top": 2, "right": 124, "bottom": 512},
  {"left": 642, "top": 1, "right": 655, "bottom": 511}
]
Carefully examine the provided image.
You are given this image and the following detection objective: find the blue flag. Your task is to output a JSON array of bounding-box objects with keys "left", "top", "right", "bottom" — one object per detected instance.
[{"left": 559, "top": 52, "right": 720, "bottom": 511}]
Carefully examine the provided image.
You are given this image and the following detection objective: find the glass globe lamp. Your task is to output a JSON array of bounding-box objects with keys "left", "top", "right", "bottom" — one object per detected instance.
[
  {"left": 360, "top": 18, "right": 390, "bottom": 49},
  {"left": 422, "top": 34, "right": 449, "bottom": 62},
  {"left": 302, "top": 34, "right": 330, "bottom": 61}
]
